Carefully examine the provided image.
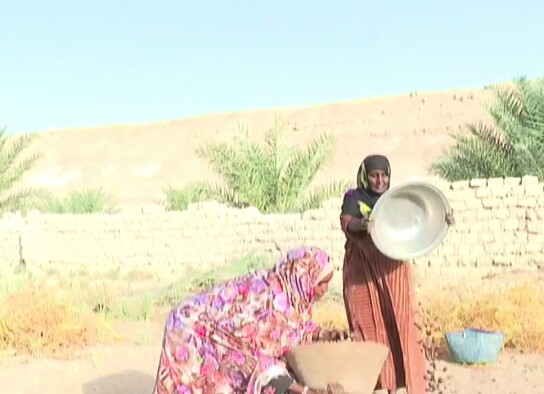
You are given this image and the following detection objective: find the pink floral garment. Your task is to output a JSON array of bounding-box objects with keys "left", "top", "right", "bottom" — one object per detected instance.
[{"left": 152, "top": 246, "right": 331, "bottom": 394}]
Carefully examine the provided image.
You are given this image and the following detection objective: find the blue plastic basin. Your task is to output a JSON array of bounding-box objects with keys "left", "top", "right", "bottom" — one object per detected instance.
[{"left": 445, "top": 327, "right": 504, "bottom": 364}]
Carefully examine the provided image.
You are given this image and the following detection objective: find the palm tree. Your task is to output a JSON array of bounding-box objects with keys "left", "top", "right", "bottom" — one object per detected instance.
[
  {"left": 431, "top": 76, "right": 544, "bottom": 181},
  {"left": 0, "top": 127, "right": 41, "bottom": 213},
  {"left": 186, "top": 118, "right": 351, "bottom": 213}
]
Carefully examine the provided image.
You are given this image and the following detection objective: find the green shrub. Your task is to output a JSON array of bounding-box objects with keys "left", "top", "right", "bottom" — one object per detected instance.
[
  {"left": 166, "top": 118, "right": 351, "bottom": 213},
  {"left": 431, "top": 76, "right": 544, "bottom": 181},
  {"left": 0, "top": 127, "right": 42, "bottom": 214},
  {"left": 164, "top": 183, "right": 210, "bottom": 211},
  {"left": 39, "top": 188, "right": 118, "bottom": 214}
]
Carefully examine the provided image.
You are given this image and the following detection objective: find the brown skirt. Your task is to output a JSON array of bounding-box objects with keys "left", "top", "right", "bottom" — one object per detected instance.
[{"left": 341, "top": 218, "right": 427, "bottom": 393}]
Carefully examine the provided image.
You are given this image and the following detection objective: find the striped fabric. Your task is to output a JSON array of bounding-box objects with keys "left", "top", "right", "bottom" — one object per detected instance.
[{"left": 341, "top": 215, "right": 427, "bottom": 394}]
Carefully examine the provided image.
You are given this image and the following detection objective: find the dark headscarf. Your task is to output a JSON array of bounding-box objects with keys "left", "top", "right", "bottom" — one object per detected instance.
[{"left": 341, "top": 155, "right": 391, "bottom": 218}]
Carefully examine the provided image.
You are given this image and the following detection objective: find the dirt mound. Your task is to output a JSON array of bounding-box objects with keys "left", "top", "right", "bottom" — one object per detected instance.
[{"left": 19, "top": 87, "right": 495, "bottom": 206}]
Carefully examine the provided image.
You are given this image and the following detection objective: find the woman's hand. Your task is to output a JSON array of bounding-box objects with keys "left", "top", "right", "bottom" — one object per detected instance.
[
  {"left": 346, "top": 217, "right": 370, "bottom": 234},
  {"left": 361, "top": 217, "right": 370, "bottom": 232},
  {"left": 445, "top": 209, "right": 455, "bottom": 226}
]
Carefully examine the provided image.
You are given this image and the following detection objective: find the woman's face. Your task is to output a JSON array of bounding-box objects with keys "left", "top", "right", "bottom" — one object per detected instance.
[
  {"left": 367, "top": 169, "right": 389, "bottom": 194},
  {"left": 312, "top": 271, "right": 333, "bottom": 300}
]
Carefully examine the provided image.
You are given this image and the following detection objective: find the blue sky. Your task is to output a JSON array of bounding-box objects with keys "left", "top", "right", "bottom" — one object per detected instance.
[{"left": 1, "top": 0, "right": 543, "bottom": 134}]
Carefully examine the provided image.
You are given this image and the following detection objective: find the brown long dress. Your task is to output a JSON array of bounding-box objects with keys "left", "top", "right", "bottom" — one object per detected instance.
[{"left": 341, "top": 214, "right": 427, "bottom": 394}]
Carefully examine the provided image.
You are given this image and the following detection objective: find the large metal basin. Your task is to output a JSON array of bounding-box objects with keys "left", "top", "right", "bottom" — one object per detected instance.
[{"left": 369, "top": 180, "right": 451, "bottom": 260}]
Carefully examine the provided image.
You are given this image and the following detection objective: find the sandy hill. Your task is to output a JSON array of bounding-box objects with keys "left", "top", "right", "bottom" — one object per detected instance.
[{"left": 19, "top": 87, "right": 496, "bottom": 207}]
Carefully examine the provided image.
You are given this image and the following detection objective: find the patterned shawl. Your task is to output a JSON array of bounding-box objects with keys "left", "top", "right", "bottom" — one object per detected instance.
[{"left": 157, "top": 246, "right": 333, "bottom": 394}]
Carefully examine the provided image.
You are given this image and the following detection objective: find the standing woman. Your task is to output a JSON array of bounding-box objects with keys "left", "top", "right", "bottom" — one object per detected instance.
[{"left": 339, "top": 155, "right": 454, "bottom": 394}]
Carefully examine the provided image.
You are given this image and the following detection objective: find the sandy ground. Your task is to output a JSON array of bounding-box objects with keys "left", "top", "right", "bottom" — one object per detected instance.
[
  {"left": 1, "top": 257, "right": 542, "bottom": 394},
  {"left": 0, "top": 319, "right": 542, "bottom": 394},
  {"left": 18, "top": 87, "right": 497, "bottom": 206},
  {"left": 1, "top": 266, "right": 543, "bottom": 394}
]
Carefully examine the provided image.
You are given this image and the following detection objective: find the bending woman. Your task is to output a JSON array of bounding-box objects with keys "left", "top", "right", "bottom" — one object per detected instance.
[
  {"left": 152, "top": 246, "right": 347, "bottom": 394},
  {"left": 340, "top": 155, "right": 454, "bottom": 394}
]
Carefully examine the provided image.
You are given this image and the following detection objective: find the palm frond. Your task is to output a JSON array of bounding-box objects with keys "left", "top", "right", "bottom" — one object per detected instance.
[
  {"left": 431, "top": 76, "right": 544, "bottom": 181},
  {"left": 183, "top": 121, "right": 342, "bottom": 213},
  {"left": 465, "top": 122, "right": 512, "bottom": 155},
  {"left": 430, "top": 134, "right": 519, "bottom": 180},
  {"left": 0, "top": 187, "right": 45, "bottom": 214},
  {"left": 262, "top": 117, "right": 292, "bottom": 207},
  {"left": 277, "top": 132, "right": 336, "bottom": 212},
  {"left": 0, "top": 128, "right": 41, "bottom": 213}
]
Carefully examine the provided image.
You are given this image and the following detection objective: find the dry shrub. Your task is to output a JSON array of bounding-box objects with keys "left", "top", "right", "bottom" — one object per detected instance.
[
  {"left": 313, "top": 295, "right": 349, "bottom": 331},
  {"left": 421, "top": 281, "right": 544, "bottom": 353},
  {"left": 0, "top": 282, "right": 119, "bottom": 358},
  {"left": 312, "top": 281, "right": 543, "bottom": 393},
  {"left": 313, "top": 281, "right": 544, "bottom": 353}
]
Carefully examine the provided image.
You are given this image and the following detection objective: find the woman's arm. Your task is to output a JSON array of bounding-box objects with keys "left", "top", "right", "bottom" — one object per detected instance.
[
  {"left": 340, "top": 214, "right": 369, "bottom": 235},
  {"left": 345, "top": 216, "right": 369, "bottom": 233},
  {"left": 340, "top": 191, "right": 368, "bottom": 236},
  {"left": 340, "top": 192, "right": 368, "bottom": 236}
]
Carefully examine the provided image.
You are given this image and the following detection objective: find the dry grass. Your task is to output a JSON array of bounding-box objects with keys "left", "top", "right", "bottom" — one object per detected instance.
[
  {"left": 0, "top": 279, "right": 119, "bottom": 358},
  {"left": 421, "top": 281, "right": 544, "bottom": 353},
  {"left": 0, "top": 253, "right": 270, "bottom": 358},
  {"left": 312, "top": 292, "right": 349, "bottom": 330},
  {"left": 313, "top": 281, "right": 544, "bottom": 354},
  {"left": 311, "top": 280, "right": 544, "bottom": 393},
  {"left": 1, "top": 269, "right": 543, "bottom": 360}
]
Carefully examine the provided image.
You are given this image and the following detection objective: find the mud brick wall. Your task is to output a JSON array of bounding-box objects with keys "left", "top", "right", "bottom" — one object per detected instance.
[{"left": 0, "top": 176, "right": 542, "bottom": 279}]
